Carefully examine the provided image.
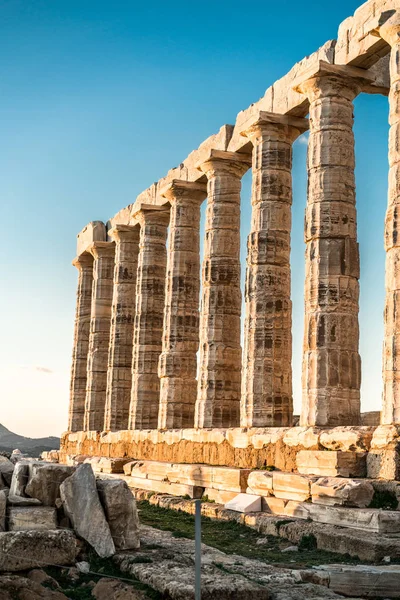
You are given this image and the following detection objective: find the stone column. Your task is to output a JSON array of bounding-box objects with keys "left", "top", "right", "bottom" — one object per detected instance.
[
  {"left": 380, "top": 16, "right": 400, "bottom": 424},
  {"left": 158, "top": 180, "right": 207, "bottom": 429},
  {"left": 297, "top": 64, "right": 368, "bottom": 427},
  {"left": 195, "top": 150, "right": 251, "bottom": 429},
  {"left": 68, "top": 253, "right": 94, "bottom": 432},
  {"left": 240, "top": 113, "right": 308, "bottom": 428},
  {"left": 104, "top": 225, "right": 140, "bottom": 431},
  {"left": 84, "top": 241, "right": 115, "bottom": 431},
  {"left": 129, "top": 205, "right": 170, "bottom": 430}
]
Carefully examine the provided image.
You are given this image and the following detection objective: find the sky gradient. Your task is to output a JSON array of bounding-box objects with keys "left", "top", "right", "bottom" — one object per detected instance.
[{"left": 0, "top": 0, "right": 389, "bottom": 437}]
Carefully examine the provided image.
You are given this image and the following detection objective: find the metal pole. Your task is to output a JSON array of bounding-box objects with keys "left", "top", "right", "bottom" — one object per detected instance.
[{"left": 195, "top": 499, "right": 201, "bottom": 600}]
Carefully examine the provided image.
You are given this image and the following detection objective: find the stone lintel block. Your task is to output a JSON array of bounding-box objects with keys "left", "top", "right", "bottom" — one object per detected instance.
[
  {"left": 311, "top": 477, "right": 374, "bottom": 508},
  {"left": 195, "top": 148, "right": 252, "bottom": 171},
  {"left": 296, "top": 450, "right": 367, "bottom": 477},
  {"left": 224, "top": 493, "right": 262, "bottom": 513},
  {"left": 292, "top": 59, "right": 376, "bottom": 93},
  {"left": 8, "top": 507, "right": 57, "bottom": 531},
  {"left": 77, "top": 221, "right": 106, "bottom": 256}
]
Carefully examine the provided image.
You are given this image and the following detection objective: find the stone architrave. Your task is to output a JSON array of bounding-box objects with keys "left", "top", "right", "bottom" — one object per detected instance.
[
  {"left": 129, "top": 205, "right": 170, "bottom": 430},
  {"left": 158, "top": 180, "right": 207, "bottom": 430},
  {"left": 68, "top": 253, "right": 93, "bottom": 432},
  {"left": 194, "top": 150, "right": 251, "bottom": 429},
  {"left": 240, "top": 112, "right": 308, "bottom": 427},
  {"left": 104, "top": 225, "right": 140, "bottom": 431},
  {"left": 84, "top": 242, "right": 115, "bottom": 432},
  {"left": 295, "top": 62, "right": 372, "bottom": 427},
  {"left": 380, "top": 16, "right": 400, "bottom": 425}
]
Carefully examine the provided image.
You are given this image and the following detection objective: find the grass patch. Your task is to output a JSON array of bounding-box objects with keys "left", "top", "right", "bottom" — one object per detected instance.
[{"left": 137, "top": 500, "right": 361, "bottom": 567}]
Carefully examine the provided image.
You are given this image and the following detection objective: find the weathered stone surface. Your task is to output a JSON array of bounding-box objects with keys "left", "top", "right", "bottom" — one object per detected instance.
[
  {"left": 158, "top": 181, "right": 207, "bottom": 430},
  {"left": 311, "top": 477, "right": 374, "bottom": 507},
  {"left": 8, "top": 495, "right": 42, "bottom": 507},
  {"left": 0, "top": 530, "right": 78, "bottom": 571},
  {"left": 60, "top": 464, "right": 115, "bottom": 557},
  {"left": 367, "top": 448, "right": 400, "bottom": 479},
  {"left": 319, "top": 427, "right": 374, "bottom": 452},
  {"left": 25, "top": 464, "right": 76, "bottom": 506},
  {"left": 195, "top": 150, "right": 251, "bottom": 429},
  {"left": 68, "top": 253, "right": 93, "bottom": 432},
  {"left": 0, "top": 456, "right": 14, "bottom": 487},
  {"left": 298, "top": 66, "right": 364, "bottom": 428},
  {"left": 122, "top": 474, "right": 204, "bottom": 499},
  {"left": 9, "top": 462, "right": 30, "bottom": 497},
  {"left": 8, "top": 507, "right": 57, "bottom": 531},
  {"left": 97, "top": 479, "right": 140, "bottom": 550},
  {"left": 84, "top": 241, "right": 115, "bottom": 432},
  {"left": 129, "top": 206, "right": 170, "bottom": 430},
  {"left": 104, "top": 225, "right": 140, "bottom": 432},
  {"left": 316, "top": 564, "right": 400, "bottom": 598},
  {"left": 0, "top": 575, "right": 68, "bottom": 599},
  {"left": 273, "top": 472, "right": 315, "bottom": 502},
  {"left": 0, "top": 491, "right": 6, "bottom": 531},
  {"left": 96, "top": 457, "right": 131, "bottom": 474},
  {"left": 92, "top": 578, "right": 147, "bottom": 600},
  {"left": 241, "top": 114, "right": 307, "bottom": 428},
  {"left": 297, "top": 450, "right": 366, "bottom": 477},
  {"left": 283, "top": 427, "right": 321, "bottom": 449},
  {"left": 247, "top": 471, "right": 273, "bottom": 496}
]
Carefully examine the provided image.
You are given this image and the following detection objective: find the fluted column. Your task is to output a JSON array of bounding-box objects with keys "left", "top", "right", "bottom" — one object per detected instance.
[
  {"left": 129, "top": 205, "right": 170, "bottom": 430},
  {"left": 68, "top": 253, "right": 94, "bottom": 432},
  {"left": 104, "top": 225, "right": 140, "bottom": 431},
  {"left": 297, "top": 65, "right": 367, "bottom": 427},
  {"left": 240, "top": 113, "right": 308, "bottom": 427},
  {"left": 194, "top": 150, "right": 251, "bottom": 428},
  {"left": 158, "top": 181, "right": 207, "bottom": 429},
  {"left": 380, "top": 16, "right": 400, "bottom": 424},
  {"left": 84, "top": 241, "right": 115, "bottom": 431}
]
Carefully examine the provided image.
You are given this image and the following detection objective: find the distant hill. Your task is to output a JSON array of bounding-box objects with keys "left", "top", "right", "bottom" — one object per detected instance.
[{"left": 0, "top": 423, "right": 60, "bottom": 457}]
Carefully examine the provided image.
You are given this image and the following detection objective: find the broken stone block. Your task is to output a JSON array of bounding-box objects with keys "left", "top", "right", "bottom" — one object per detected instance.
[
  {"left": 319, "top": 426, "right": 374, "bottom": 452},
  {"left": 0, "top": 491, "right": 6, "bottom": 531},
  {"left": 296, "top": 450, "right": 366, "bottom": 477},
  {"left": 60, "top": 464, "right": 115, "bottom": 558},
  {"left": 246, "top": 471, "right": 273, "bottom": 496},
  {"left": 9, "top": 462, "right": 30, "bottom": 497},
  {"left": 282, "top": 427, "right": 320, "bottom": 449},
  {"left": 272, "top": 472, "right": 314, "bottom": 502},
  {"left": 96, "top": 479, "right": 140, "bottom": 550},
  {"left": 0, "top": 530, "right": 78, "bottom": 571},
  {"left": 224, "top": 493, "right": 261, "bottom": 513},
  {"left": 8, "top": 507, "right": 57, "bottom": 531},
  {"left": 311, "top": 477, "right": 374, "bottom": 508},
  {"left": 0, "top": 457, "right": 14, "bottom": 487},
  {"left": 25, "top": 464, "right": 76, "bottom": 506},
  {"left": 315, "top": 564, "right": 400, "bottom": 598},
  {"left": 123, "top": 461, "right": 135, "bottom": 476},
  {"left": 98, "top": 457, "right": 132, "bottom": 474},
  {"left": 367, "top": 449, "right": 400, "bottom": 480}
]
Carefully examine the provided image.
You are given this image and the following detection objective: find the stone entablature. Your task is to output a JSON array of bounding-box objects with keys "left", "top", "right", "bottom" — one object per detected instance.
[{"left": 66, "top": 5, "right": 400, "bottom": 459}]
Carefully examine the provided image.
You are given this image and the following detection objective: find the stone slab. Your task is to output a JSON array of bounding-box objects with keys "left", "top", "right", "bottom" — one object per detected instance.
[
  {"left": 225, "top": 493, "right": 262, "bottom": 513},
  {"left": 112, "top": 473, "right": 204, "bottom": 499},
  {"left": 297, "top": 450, "right": 366, "bottom": 477},
  {"left": 316, "top": 564, "right": 400, "bottom": 598},
  {"left": 0, "top": 530, "right": 78, "bottom": 571},
  {"left": 8, "top": 507, "right": 57, "bottom": 531}
]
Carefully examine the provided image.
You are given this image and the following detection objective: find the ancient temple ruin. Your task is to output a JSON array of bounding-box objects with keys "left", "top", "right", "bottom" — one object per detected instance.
[{"left": 62, "top": 2, "right": 400, "bottom": 486}]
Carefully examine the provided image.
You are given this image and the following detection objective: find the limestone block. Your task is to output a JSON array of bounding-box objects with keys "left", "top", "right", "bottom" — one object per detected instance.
[
  {"left": 261, "top": 496, "right": 288, "bottom": 515},
  {"left": 282, "top": 427, "right": 320, "bottom": 449},
  {"left": 273, "top": 472, "right": 315, "bottom": 502},
  {"left": 97, "top": 458, "right": 131, "bottom": 474},
  {"left": 97, "top": 479, "right": 140, "bottom": 550},
  {"left": 296, "top": 450, "right": 366, "bottom": 477},
  {"left": 9, "top": 462, "right": 30, "bottom": 497},
  {"left": 123, "top": 461, "right": 135, "bottom": 476},
  {"left": 125, "top": 475, "right": 204, "bottom": 499},
  {"left": 0, "top": 457, "right": 14, "bottom": 487},
  {"left": 76, "top": 221, "right": 106, "bottom": 256},
  {"left": 316, "top": 564, "right": 400, "bottom": 598},
  {"left": 0, "top": 491, "right": 6, "bottom": 531},
  {"left": 8, "top": 507, "right": 57, "bottom": 531},
  {"left": 367, "top": 448, "right": 400, "bottom": 480},
  {"left": 371, "top": 425, "right": 400, "bottom": 449},
  {"left": 361, "top": 411, "right": 381, "bottom": 426},
  {"left": 60, "top": 464, "right": 115, "bottom": 558},
  {"left": 311, "top": 477, "right": 374, "bottom": 508},
  {"left": 0, "top": 530, "right": 78, "bottom": 571},
  {"left": 319, "top": 427, "right": 374, "bottom": 452},
  {"left": 246, "top": 471, "right": 273, "bottom": 496},
  {"left": 203, "top": 488, "right": 238, "bottom": 504},
  {"left": 25, "top": 464, "right": 76, "bottom": 506},
  {"left": 225, "top": 493, "right": 262, "bottom": 513}
]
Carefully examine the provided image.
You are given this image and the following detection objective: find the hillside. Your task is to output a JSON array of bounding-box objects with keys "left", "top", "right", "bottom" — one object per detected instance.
[{"left": 0, "top": 422, "right": 59, "bottom": 457}]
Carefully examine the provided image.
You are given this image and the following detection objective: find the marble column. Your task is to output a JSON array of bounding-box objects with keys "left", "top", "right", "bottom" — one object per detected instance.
[
  {"left": 240, "top": 113, "right": 308, "bottom": 427},
  {"left": 84, "top": 241, "right": 115, "bottom": 431},
  {"left": 380, "top": 16, "right": 400, "bottom": 424},
  {"left": 129, "top": 205, "right": 170, "bottom": 430},
  {"left": 298, "top": 67, "right": 365, "bottom": 427},
  {"left": 104, "top": 225, "right": 140, "bottom": 431},
  {"left": 194, "top": 150, "right": 251, "bottom": 429},
  {"left": 68, "top": 252, "right": 94, "bottom": 432},
  {"left": 158, "top": 180, "right": 207, "bottom": 429}
]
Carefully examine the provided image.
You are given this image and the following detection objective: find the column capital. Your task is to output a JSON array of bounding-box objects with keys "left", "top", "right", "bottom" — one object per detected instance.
[
  {"left": 379, "top": 12, "right": 400, "bottom": 46},
  {"left": 72, "top": 252, "right": 93, "bottom": 270},
  {"left": 108, "top": 223, "right": 140, "bottom": 243},
  {"left": 196, "top": 149, "right": 251, "bottom": 179},
  {"left": 159, "top": 179, "right": 207, "bottom": 204},
  {"left": 86, "top": 241, "right": 115, "bottom": 260},
  {"left": 293, "top": 60, "right": 375, "bottom": 102},
  {"left": 240, "top": 111, "right": 309, "bottom": 144},
  {"left": 132, "top": 203, "right": 170, "bottom": 226}
]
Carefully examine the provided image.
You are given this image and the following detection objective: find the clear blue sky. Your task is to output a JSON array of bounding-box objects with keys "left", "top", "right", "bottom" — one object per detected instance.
[{"left": 0, "top": 0, "right": 389, "bottom": 436}]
